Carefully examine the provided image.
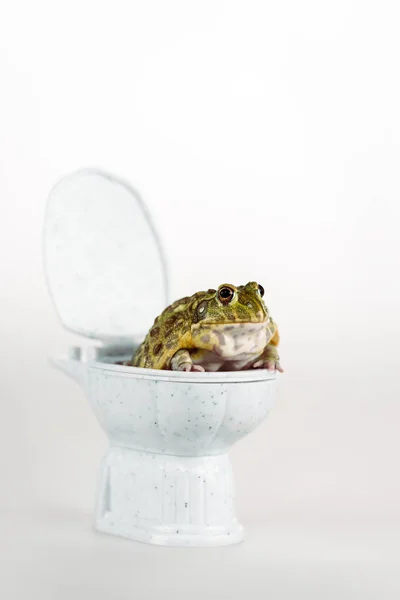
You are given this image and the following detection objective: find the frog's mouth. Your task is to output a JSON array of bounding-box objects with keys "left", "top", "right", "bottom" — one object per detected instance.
[{"left": 192, "top": 319, "right": 271, "bottom": 334}]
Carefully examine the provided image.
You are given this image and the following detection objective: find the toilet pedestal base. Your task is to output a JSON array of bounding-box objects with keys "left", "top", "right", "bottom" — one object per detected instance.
[{"left": 94, "top": 445, "right": 244, "bottom": 547}]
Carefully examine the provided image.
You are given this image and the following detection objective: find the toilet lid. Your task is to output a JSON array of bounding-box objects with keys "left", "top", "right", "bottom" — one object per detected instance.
[{"left": 43, "top": 169, "right": 169, "bottom": 343}]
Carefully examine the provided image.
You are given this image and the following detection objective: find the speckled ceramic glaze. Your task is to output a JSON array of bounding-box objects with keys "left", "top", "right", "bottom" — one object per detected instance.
[
  {"left": 44, "top": 170, "right": 279, "bottom": 547},
  {"left": 53, "top": 350, "right": 277, "bottom": 546}
]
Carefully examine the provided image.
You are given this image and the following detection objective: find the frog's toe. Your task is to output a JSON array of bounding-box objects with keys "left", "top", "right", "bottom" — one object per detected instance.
[
  {"left": 175, "top": 362, "right": 205, "bottom": 373},
  {"left": 252, "top": 358, "right": 265, "bottom": 369},
  {"left": 266, "top": 360, "right": 284, "bottom": 372},
  {"left": 178, "top": 362, "right": 192, "bottom": 372}
]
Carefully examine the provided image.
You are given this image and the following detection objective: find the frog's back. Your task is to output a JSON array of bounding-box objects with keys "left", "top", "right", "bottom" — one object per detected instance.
[{"left": 132, "top": 291, "right": 208, "bottom": 369}]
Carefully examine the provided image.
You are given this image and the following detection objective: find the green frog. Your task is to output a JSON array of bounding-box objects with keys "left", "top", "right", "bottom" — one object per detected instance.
[{"left": 129, "top": 282, "right": 283, "bottom": 373}]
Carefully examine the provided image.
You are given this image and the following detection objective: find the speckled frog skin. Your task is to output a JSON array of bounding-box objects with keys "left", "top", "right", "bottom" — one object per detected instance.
[{"left": 129, "top": 282, "right": 283, "bottom": 373}]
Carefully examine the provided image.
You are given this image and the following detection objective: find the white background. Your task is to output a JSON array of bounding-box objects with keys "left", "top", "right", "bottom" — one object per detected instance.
[{"left": 1, "top": 1, "right": 400, "bottom": 598}]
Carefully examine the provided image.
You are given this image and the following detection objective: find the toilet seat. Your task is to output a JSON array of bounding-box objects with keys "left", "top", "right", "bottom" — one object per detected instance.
[{"left": 43, "top": 168, "right": 168, "bottom": 344}]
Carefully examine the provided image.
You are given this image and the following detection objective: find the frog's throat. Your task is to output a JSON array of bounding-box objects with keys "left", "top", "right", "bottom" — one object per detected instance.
[{"left": 191, "top": 321, "right": 275, "bottom": 360}]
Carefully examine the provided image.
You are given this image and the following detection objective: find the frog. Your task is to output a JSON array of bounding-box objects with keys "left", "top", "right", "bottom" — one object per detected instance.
[{"left": 128, "top": 282, "right": 283, "bottom": 373}]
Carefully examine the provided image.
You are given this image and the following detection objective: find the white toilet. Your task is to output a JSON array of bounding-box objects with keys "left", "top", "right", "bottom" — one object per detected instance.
[{"left": 44, "top": 169, "right": 278, "bottom": 547}]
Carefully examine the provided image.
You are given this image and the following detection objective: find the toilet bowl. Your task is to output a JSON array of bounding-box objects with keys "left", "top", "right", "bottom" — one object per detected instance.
[{"left": 44, "top": 169, "right": 278, "bottom": 547}]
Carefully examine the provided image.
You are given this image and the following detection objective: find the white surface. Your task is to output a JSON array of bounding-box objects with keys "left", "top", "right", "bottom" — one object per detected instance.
[
  {"left": 1, "top": 508, "right": 399, "bottom": 600},
  {"left": 1, "top": 0, "right": 400, "bottom": 596},
  {"left": 95, "top": 448, "right": 244, "bottom": 546},
  {"left": 44, "top": 169, "right": 168, "bottom": 342}
]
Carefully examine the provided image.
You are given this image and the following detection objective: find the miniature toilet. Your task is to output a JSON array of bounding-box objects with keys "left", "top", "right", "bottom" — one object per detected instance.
[{"left": 44, "top": 169, "right": 278, "bottom": 547}]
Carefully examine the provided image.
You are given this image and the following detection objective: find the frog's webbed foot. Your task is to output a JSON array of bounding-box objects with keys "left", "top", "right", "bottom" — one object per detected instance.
[
  {"left": 182, "top": 364, "right": 206, "bottom": 372},
  {"left": 170, "top": 349, "right": 206, "bottom": 372},
  {"left": 253, "top": 358, "right": 284, "bottom": 372},
  {"left": 252, "top": 345, "right": 284, "bottom": 373}
]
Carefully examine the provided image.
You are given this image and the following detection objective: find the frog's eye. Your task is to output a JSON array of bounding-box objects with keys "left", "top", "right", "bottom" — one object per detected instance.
[
  {"left": 258, "top": 284, "right": 265, "bottom": 298},
  {"left": 218, "top": 286, "right": 235, "bottom": 304}
]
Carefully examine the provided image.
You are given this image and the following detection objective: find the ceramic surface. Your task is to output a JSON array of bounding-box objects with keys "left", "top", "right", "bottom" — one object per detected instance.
[{"left": 53, "top": 350, "right": 277, "bottom": 546}]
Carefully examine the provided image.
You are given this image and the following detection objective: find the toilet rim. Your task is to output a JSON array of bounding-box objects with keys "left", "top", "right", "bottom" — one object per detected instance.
[
  {"left": 62, "top": 342, "right": 279, "bottom": 384},
  {"left": 89, "top": 357, "right": 278, "bottom": 384}
]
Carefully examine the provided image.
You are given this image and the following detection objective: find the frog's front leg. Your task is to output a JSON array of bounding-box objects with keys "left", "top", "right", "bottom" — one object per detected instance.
[
  {"left": 170, "top": 349, "right": 206, "bottom": 372},
  {"left": 252, "top": 343, "right": 284, "bottom": 372}
]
